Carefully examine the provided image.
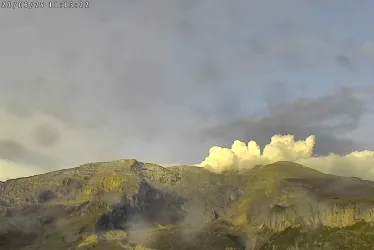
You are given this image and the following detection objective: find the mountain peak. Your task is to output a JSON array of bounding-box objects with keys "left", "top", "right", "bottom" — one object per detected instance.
[{"left": 1, "top": 159, "right": 374, "bottom": 249}]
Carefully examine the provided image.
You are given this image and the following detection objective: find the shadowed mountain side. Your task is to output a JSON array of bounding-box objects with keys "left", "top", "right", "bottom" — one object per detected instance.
[{"left": 0, "top": 160, "right": 374, "bottom": 249}]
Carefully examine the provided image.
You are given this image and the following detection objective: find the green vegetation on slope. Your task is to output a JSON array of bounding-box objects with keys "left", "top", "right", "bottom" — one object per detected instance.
[
  {"left": 1, "top": 160, "right": 374, "bottom": 249},
  {"left": 261, "top": 221, "right": 374, "bottom": 250}
]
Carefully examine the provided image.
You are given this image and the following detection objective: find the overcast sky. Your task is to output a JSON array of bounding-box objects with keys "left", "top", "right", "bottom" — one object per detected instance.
[{"left": 0, "top": 0, "right": 373, "bottom": 177}]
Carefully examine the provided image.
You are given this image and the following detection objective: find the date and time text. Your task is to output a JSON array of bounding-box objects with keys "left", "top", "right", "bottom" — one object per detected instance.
[{"left": 2, "top": 1, "right": 89, "bottom": 9}]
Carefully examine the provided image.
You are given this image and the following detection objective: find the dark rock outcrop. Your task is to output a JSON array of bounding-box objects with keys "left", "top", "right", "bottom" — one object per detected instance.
[{"left": 95, "top": 180, "right": 186, "bottom": 232}]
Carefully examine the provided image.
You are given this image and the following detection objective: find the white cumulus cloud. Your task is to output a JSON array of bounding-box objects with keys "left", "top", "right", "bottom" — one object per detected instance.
[{"left": 199, "top": 134, "right": 374, "bottom": 181}]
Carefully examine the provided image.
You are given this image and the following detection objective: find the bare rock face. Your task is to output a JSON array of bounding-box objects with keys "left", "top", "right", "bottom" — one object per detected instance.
[
  {"left": 258, "top": 175, "right": 374, "bottom": 231},
  {"left": 1, "top": 160, "right": 374, "bottom": 250},
  {"left": 95, "top": 181, "right": 186, "bottom": 231},
  {"left": 130, "top": 161, "right": 182, "bottom": 185},
  {"left": 255, "top": 202, "right": 374, "bottom": 232}
]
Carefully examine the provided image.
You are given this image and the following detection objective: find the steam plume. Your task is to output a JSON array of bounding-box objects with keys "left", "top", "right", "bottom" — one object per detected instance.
[{"left": 199, "top": 134, "right": 374, "bottom": 181}]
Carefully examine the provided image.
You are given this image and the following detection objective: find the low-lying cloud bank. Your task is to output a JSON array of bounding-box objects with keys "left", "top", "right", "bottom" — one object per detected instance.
[{"left": 199, "top": 134, "right": 374, "bottom": 181}]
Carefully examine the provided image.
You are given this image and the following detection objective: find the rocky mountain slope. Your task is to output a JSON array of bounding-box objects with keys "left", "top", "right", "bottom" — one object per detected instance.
[{"left": 1, "top": 159, "right": 374, "bottom": 250}]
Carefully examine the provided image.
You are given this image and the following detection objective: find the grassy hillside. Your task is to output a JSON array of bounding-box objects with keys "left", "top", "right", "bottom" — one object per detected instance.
[{"left": 1, "top": 160, "right": 374, "bottom": 249}]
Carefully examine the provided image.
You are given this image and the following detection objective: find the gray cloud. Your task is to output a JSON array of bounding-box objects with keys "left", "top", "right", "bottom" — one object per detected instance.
[
  {"left": 34, "top": 124, "right": 61, "bottom": 147},
  {"left": 335, "top": 54, "right": 355, "bottom": 71},
  {"left": 0, "top": 140, "right": 55, "bottom": 167},
  {"left": 202, "top": 87, "right": 371, "bottom": 156},
  {"left": 362, "top": 41, "right": 374, "bottom": 58},
  {"left": 0, "top": 0, "right": 373, "bottom": 180}
]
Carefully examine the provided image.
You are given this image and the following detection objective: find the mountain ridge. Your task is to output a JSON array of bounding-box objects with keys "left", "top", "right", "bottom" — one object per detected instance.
[{"left": 1, "top": 159, "right": 374, "bottom": 249}]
